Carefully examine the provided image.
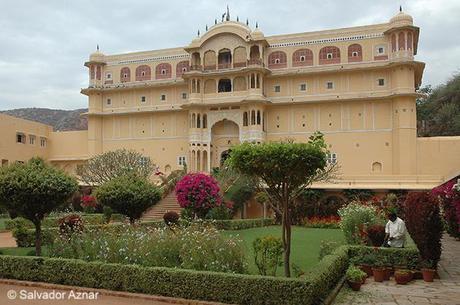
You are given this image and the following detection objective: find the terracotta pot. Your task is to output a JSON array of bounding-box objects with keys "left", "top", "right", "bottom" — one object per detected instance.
[
  {"left": 359, "top": 265, "right": 373, "bottom": 277},
  {"left": 372, "top": 267, "right": 386, "bottom": 282},
  {"left": 421, "top": 269, "right": 435, "bottom": 282},
  {"left": 394, "top": 272, "right": 412, "bottom": 285},
  {"left": 347, "top": 280, "right": 362, "bottom": 291}
]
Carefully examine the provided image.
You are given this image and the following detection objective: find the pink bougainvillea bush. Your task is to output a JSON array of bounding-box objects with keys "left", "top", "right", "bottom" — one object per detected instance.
[
  {"left": 432, "top": 177, "right": 460, "bottom": 238},
  {"left": 175, "top": 173, "right": 222, "bottom": 218}
]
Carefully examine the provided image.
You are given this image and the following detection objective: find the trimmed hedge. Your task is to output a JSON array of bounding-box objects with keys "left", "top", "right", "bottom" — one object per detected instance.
[
  {"left": 0, "top": 253, "right": 346, "bottom": 305},
  {"left": 348, "top": 246, "right": 420, "bottom": 269},
  {"left": 207, "top": 218, "right": 275, "bottom": 230},
  {"left": 5, "top": 214, "right": 125, "bottom": 230}
]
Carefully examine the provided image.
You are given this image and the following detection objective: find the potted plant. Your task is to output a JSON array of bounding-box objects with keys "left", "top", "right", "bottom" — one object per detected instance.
[
  {"left": 420, "top": 260, "right": 436, "bottom": 282},
  {"left": 394, "top": 269, "right": 412, "bottom": 285},
  {"left": 346, "top": 265, "right": 367, "bottom": 291},
  {"left": 372, "top": 254, "right": 387, "bottom": 282},
  {"left": 353, "top": 254, "right": 374, "bottom": 277}
]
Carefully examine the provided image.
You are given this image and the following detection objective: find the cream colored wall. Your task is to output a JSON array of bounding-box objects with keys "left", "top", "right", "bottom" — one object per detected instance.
[
  {"left": 0, "top": 113, "right": 52, "bottom": 164},
  {"left": 48, "top": 130, "right": 88, "bottom": 161},
  {"left": 417, "top": 137, "right": 460, "bottom": 180}
]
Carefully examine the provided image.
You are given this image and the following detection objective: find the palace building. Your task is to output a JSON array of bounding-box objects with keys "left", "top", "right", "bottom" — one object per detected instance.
[{"left": 2, "top": 8, "right": 460, "bottom": 196}]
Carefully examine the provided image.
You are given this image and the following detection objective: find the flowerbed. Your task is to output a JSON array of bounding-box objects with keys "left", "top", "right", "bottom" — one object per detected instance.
[
  {"left": 50, "top": 223, "right": 246, "bottom": 274},
  {"left": 303, "top": 216, "right": 340, "bottom": 228}
]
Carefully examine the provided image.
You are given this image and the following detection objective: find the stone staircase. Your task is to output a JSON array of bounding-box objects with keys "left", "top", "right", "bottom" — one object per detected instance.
[{"left": 142, "top": 192, "right": 182, "bottom": 220}]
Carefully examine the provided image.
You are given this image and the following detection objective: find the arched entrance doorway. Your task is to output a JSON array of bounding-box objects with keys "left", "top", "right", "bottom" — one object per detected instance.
[{"left": 210, "top": 119, "right": 239, "bottom": 170}]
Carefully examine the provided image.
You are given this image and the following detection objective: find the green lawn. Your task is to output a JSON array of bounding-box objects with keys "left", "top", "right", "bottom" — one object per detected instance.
[
  {"left": 0, "top": 246, "right": 50, "bottom": 256},
  {"left": 222, "top": 226, "right": 344, "bottom": 276}
]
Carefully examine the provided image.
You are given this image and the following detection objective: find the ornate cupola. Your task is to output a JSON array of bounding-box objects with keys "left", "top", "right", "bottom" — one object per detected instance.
[
  {"left": 385, "top": 7, "right": 419, "bottom": 60},
  {"left": 85, "top": 45, "right": 106, "bottom": 87}
]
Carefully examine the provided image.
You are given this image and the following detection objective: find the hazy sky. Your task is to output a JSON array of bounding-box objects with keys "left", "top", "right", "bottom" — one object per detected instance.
[{"left": 0, "top": 0, "right": 459, "bottom": 110}]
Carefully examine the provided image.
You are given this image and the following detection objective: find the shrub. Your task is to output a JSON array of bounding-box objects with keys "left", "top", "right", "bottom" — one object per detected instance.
[
  {"left": 253, "top": 235, "right": 283, "bottom": 276},
  {"left": 338, "top": 202, "right": 382, "bottom": 244},
  {"left": 348, "top": 246, "right": 419, "bottom": 270},
  {"left": 432, "top": 178, "right": 460, "bottom": 238},
  {"left": 95, "top": 174, "right": 161, "bottom": 224},
  {"left": 366, "top": 224, "right": 385, "bottom": 247},
  {"left": 206, "top": 203, "right": 233, "bottom": 220},
  {"left": 404, "top": 192, "right": 443, "bottom": 266},
  {"left": 163, "top": 211, "right": 179, "bottom": 226},
  {"left": 319, "top": 240, "right": 342, "bottom": 260},
  {"left": 175, "top": 173, "right": 222, "bottom": 218},
  {"left": 58, "top": 214, "right": 83, "bottom": 238},
  {"left": 102, "top": 206, "right": 113, "bottom": 224},
  {"left": 12, "top": 226, "right": 55, "bottom": 247},
  {"left": 81, "top": 195, "right": 98, "bottom": 214},
  {"left": 209, "top": 218, "right": 275, "bottom": 230}
]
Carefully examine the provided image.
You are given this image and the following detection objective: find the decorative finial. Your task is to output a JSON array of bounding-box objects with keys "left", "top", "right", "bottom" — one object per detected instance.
[
  {"left": 226, "top": 5, "right": 230, "bottom": 21},
  {"left": 206, "top": 24, "right": 208, "bottom": 31},
  {"left": 96, "top": 44, "right": 99, "bottom": 51},
  {"left": 246, "top": 18, "right": 249, "bottom": 26},
  {"left": 400, "top": 5, "right": 402, "bottom": 12},
  {"left": 256, "top": 22, "right": 258, "bottom": 29},
  {"left": 215, "top": 18, "right": 217, "bottom": 25},
  {"left": 197, "top": 29, "right": 200, "bottom": 36},
  {"left": 237, "top": 16, "right": 239, "bottom": 22}
]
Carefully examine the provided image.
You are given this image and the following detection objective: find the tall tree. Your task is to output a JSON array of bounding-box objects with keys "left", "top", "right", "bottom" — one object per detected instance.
[
  {"left": 227, "top": 133, "right": 336, "bottom": 277},
  {"left": 0, "top": 158, "right": 78, "bottom": 255},
  {"left": 417, "top": 73, "right": 460, "bottom": 136},
  {"left": 76, "top": 149, "right": 156, "bottom": 186}
]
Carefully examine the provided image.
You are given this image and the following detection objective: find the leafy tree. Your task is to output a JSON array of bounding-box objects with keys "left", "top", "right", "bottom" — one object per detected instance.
[
  {"left": 95, "top": 174, "right": 161, "bottom": 224},
  {"left": 227, "top": 132, "right": 335, "bottom": 277},
  {"left": 76, "top": 149, "right": 156, "bottom": 186},
  {"left": 417, "top": 73, "right": 460, "bottom": 136},
  {"left": 0, "top": 158, "right": 78, "bottom": 255}
]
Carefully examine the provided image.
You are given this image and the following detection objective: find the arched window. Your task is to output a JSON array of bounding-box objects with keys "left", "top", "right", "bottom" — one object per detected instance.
[
  {"left": 348, "top": 44, "right": 362, "bottom": 62},
  {"left": 407, "top": 32, "right": 413, "bottom": 51},
  {"left": 218, "top": 79, "right": 232, "bottom": 92},
  {"left": 204, "top": 50, "right": 216, "bottom": 70},
  {"left": 251, "top": 110, "right": 256, "bottom": 125},
  {"left": 257, "top": 111, "right": 261, "bottom": 125},
  {"left": 196, "top": 79, "right": 201, "bottom": 93},
  {"left": 292, "top": 49, "right": 313, "bottom": 66},
  {"left": 203, "top": 114, "right": 207, "bottom": 128},
  {"left": 243, "top": 112, "right": 248, "bottom": 126},
  {"left": 233, "top": 46, "right": 246, "bottom": 67},
  {"left": 250, "top": 73, "right": 256, "bottom": 88},
  {"left": 391, "top": 34, "right": 397, "bottom": 52},
  {"left": 155, "top": 63, "right": 172, "bottom": 79},
  {"left": 135, "top": 65, "right": 151, "bottom": 81},
  {"left": 120, "top": 67, "right": 131, "bottom": 82},
  {"left": 256, "top": 74, "right": 260, "bottom": 88},
  {"left": 90, "top": 65, "right": 95, "bottom": 80},
  {"left": 268, "top": 51, "right": 287, "bottom": 68},
  {"left": 197, "top": 114, "right": 201, "bottom": 128},
  {"left": 192, "top": 113, "right": 196, "bottom": 128},
  {"left": 176, "top": 60, "right": 189, "bottom": 78},
  {"left": 218, "top": 49, "right": 232, "bottom": 69},
  {"left": 319, "top": 46, "right": 340, "bottom": 64},
  {"left": 398, "top": 32, "right": 406, "bottom": 50},
  {"left": 262, "top": 112, "right": 265, "bottom": 131},
  {"left": 249, "top": 45, "right": 261, "bottom": 64},
  {"left": 96, "top": 66, "right": 102, "bottom": 80}
]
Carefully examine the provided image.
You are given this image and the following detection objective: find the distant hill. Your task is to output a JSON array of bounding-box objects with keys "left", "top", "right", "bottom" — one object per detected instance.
[{"left": 1, "top": 108, "right": 88, "bottom": 131}]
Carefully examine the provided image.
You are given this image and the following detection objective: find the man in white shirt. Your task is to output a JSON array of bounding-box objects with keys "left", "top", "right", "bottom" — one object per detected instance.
[{"left": 384, "top": 212, "right": 406, "bottom": 248}]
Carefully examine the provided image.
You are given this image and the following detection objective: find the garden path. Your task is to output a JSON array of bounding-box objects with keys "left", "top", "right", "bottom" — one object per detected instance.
[
  {"left": 0, "top": 231, "right": 16, "bottom": 247},
  {"left": 334, "top": 234, "right": 460, "bottom": 305}
]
